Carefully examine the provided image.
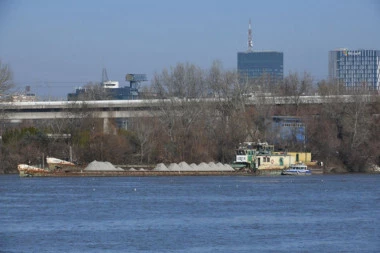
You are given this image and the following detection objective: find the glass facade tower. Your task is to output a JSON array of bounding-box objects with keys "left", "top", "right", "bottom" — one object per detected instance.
[
  {"left": 237, "top": 51, "right": 283, "bottom": 81},
  {"left": 328, "top": 49, "right": 380, "bottom": 91}
]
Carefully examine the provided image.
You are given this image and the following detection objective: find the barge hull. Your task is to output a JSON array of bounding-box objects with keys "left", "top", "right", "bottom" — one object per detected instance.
[{"left": 18, "top": 170, "right": 256, "bottom": 177}]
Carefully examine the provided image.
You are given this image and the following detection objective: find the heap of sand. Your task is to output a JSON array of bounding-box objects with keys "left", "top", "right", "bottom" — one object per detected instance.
[
  {"left": 198, "top": 162, "right": 211, "bottom": 171},
  {"left": 153, "top": 162, "right": 236, "bottom": 172},
  {"left": 178, "top": 162, "right": 193, "bottom": 171},
  {"left": 217, "top": 162, "right": 234, "bottom": 171},
  {"left": 190, "top": 163, "right": 199, "bottom": 171},
  {"left": 153, "top": 163, "right": 169, "bottom": 171},
  {"left": 84, "top": 161, "right": 124, "bottom": 171},
  {"left": 168, "top": 163, "right": 182, "bottom": 171},
  {"left": 208, "top": 162, "right": 219, "bottom": 170}
]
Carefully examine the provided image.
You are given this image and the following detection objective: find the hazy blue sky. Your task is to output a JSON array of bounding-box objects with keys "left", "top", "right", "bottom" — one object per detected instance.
[{"left": 1, "top": 0, "right": 380, "bottom": 99}]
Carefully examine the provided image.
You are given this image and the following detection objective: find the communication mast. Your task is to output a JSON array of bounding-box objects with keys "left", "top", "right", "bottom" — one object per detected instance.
[
  {"left": 248, "top": 19, "right": 253, "bottom": 52},
  {"left": 102, "top": 68, "right": 109, "bottom": 83}
]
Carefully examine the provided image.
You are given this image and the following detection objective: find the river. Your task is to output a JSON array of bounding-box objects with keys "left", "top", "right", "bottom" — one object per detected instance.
[{"left": 1, "top": 174, "right": 379, "bottom": 252}]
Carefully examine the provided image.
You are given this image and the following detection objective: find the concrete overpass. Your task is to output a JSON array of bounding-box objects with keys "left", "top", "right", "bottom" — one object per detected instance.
[
  {"left": 1, "top": 99, "right": 159, "bottom": 120},
  {"left": 0, "top": 95, "right": 377, "bottom": 121}
]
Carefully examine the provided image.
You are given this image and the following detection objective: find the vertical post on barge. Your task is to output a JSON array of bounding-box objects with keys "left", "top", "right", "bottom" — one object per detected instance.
[{"left": 69, "top": 146, "right": 73, "bottom": 162}]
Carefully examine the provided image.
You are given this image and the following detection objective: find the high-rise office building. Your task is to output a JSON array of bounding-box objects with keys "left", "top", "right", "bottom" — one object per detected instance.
[
  {"left": 237, "top": 51, "right": 284, "bottom": 80},
  {"left": 237, "top": 20, "right": 283, "bottom": 81},
  {"left": 328, "top": 49, "right": 380, "bottom": 91}
]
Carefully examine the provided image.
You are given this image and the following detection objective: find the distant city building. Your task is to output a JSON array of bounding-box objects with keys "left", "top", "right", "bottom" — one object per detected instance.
[
  {"left": 67, "top": 85, "right": 139, "bottom": 101},
  {"left": 237, "top": 19, "right": 283, "bottom": 81},
  {"left": 11, "top": 86, "right": 36, "bottom": 102},
  {"left": 268, "top": 116, "right": 305, "bottom": 147},
  {"left": 328, "top": 49, "right": 380, "bottom": 91},
  {"left": 67, "top": 73, "right": 147, "bottom": 101},
  {"left": 11, "top": 93, "right": 36, "bottom": 102},
  {"left": 237, "top": 51, "right": 284, "bottom": 81}
]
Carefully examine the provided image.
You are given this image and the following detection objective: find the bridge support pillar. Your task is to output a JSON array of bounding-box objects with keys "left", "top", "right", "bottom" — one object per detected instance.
[{"left": 103, "top": 118, "right": 116, "bottom": 135}]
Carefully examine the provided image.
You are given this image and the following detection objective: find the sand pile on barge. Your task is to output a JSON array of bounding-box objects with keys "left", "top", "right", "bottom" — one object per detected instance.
[
  {"left": 217, "top": 162, "right": 234, "bottom": 171},
  {"left": 208, "top": 162, "right": 219, "bottom": 170},
  {"left": 83, "top": 161, "right": 235, "bottom": 172},
  {"left": 84, "top": 161, "right": 124, "bottom": 171},
  {"left": 153, "top": 162, "right": 235, "bottom": 172},
  {"left": 168, "top": 163, "right": 181, "bottom": 171},
  {"left": 154, "top": 163, "right": 169, "bottom": 171},
  {"left": 198, "top": 162, "right": 211, "bottom": 171},
  {"left": 179, "top": 162, "right": 193, "bottom": 171},
  {"left": 190, "top": 163, "right": 199, "bottom": 171}
]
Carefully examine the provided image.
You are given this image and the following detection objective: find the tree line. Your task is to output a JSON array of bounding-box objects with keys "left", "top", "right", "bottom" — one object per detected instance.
[{"left": 0, "top": 60, "right": 379, "bottom": 173}]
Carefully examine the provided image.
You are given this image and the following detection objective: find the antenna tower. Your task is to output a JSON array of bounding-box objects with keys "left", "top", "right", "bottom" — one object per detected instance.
[
  {"left": 102, "top": 68, "right": 109, "bottom": 83},
  {"left": 248, "top": 19, "right": 253, "bottom": 52}
]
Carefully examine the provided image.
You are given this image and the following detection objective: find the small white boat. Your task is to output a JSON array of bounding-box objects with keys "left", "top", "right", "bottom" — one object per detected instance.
[{"left": 281, "top": 163, "right": 311, "bottom": 175}]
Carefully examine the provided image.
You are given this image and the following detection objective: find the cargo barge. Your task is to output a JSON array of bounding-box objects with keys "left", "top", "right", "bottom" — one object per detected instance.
[
  {"left": 17, "top": 164, "right": 254, "bottom": 177},
  {"left": 17, "top": 159, "right": 253, "bottom": 177}
]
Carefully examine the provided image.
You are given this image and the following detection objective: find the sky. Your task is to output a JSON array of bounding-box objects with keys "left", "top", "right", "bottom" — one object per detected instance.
[{"left": 1, "top": 0, "right": 380, "bottom": 100}]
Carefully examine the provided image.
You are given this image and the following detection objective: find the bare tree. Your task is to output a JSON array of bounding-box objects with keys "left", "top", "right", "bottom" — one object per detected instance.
[
  {"left": 277, "top": 72, "right": 314, "bottom": 115},
  {"left": 152, "top": 62, "right": 207, "bottom": 99},
  {"left": 308, "top": 88, "right": 378, "bottom": 172},
  {"left": 205, "top": 60, "right": 259, "bottom": 162},
  {"left": 152, "top": 60, "right": 272, "bottom": 163},
  {"left": 131, "top": 117, "right": 155, "bottom": 163},
  {"left": 317, "top": 79, "right": 346, "bottom": 96},
  {"left": 0, "top": 60, "right": 14, "bottom": 138},
  {"left": 71, "top": 82, "right": 111, "bottom": 101},
  {"left": 338, "top": 92, "right": 374, "bottom": 171},
  {"left": 150, "top": 63, "right": 211, "bottom": 161},
  {"left": 0, "top": 60, "right": 14, "bottom": 99}
]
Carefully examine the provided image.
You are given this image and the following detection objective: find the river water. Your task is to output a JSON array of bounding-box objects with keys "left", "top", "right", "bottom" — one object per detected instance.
[{"left": 1, "top": 174, "right": 379, "bottom": 252}]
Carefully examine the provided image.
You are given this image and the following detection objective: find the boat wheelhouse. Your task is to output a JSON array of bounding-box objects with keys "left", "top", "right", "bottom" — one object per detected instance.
[
  {"left": 233, "top": 141, "right": 273, "bottom": 170},
  {"left": 232, "top": 141, "right": 296, "bottom": 175}
]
